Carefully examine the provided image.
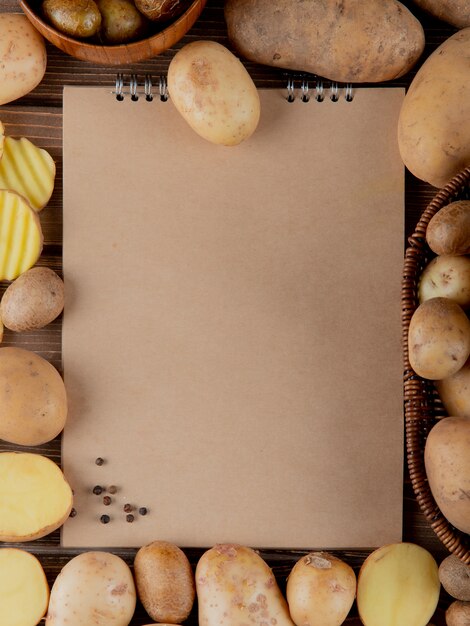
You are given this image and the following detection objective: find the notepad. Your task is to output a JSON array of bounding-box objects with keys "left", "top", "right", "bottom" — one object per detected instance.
[{"left": 62, "top": 85, "right": 404, "bottom": 549}]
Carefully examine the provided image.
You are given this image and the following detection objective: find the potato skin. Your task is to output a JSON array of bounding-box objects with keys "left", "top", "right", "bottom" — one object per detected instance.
[
  {"left": 196, "top": 544, "right": 294, "bottom": 626},
  {"left": 168, "top": 41, "right": 260, "bottom": 146},
  {"left": 446, "top": 601, "right": 470, "bottom": 626},
  {"left": 42, "top": 0, "right": 102, "bottom": 37},
  {"left": 439, "top": 555, "right": 470, "bottom": 601},
  {"left": 225, "top": 0, "right": 424, "bottom": 83},
  {"left": 97, "top": 0, "right": 148, "bottom": 44},
  {"left": 412, "top": 0, "right": 470, "bottom": 29},
  {"left": 46, "top": 552, "right": 136, "bottom": 626},
  {"left": 424, "top": 417, "right": 470, "bottom": 534},
  {"left": 427, "top": 201, "right": 470, "bottom": 256},
  {"left": 398, "top": 29, "right": 470, "bottom": 188},
  {"left": 436, "top": 359, "right": 470, "bottom": 419},
  {"left": 0, "top": 15, "right": 47, "bottom": 106},
  {"left": 286, "top": 552, "right": 356, "bottom": 626},
  {"left": 408, "top": 297, "right": 470, "bottom": 380},
  {"left": 0, "top": 346, "right": 67, "bottom": 446},
  {"left": 1, "top": 267, "right": 64, "bottom": 332},
  {"left": 134, "top": 0, "right": 190, "bottom": 22},
  {"left": 134, "top": 541, "right": 195, "bottom": 623},
  {"left": 418, "top": 255, "right": 470, "bottom": 309}
]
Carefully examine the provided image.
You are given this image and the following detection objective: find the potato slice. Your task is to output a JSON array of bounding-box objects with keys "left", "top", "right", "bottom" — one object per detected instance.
[
  {"left": 0, "top": 548, "right": 49, "bottom": 626},
  {"left": 0, "top": 121, "right": 4, "bottom": 159},
  {"left": 0, "top": 452, "right": 73, "bottom": 542},
  {"left": 357, "top": 543, "right": 440, "bottom": 626},
  {"left": 0, "top": 137, "right": 55, "bottom": 211},
  {"left": 0, "top": 189, "right": 43, "bottom": 281},
  {"left": 0, "top": 347, "right": 67, "bottom": 446}
]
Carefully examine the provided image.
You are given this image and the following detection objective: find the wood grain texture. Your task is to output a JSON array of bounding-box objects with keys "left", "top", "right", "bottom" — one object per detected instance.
[{"left": 0, "top": 0, "right": 461, "bottom": 623}]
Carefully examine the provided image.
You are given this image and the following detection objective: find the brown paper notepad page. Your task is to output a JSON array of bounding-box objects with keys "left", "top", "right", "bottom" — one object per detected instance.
[{"left": 62, "top": 86, "right": 404, "bottom": 548}]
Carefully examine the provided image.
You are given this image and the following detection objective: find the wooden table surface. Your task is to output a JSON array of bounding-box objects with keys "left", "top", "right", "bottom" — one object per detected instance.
[{"left": 0, "top": 1, "right": 461, "bottom": 624}]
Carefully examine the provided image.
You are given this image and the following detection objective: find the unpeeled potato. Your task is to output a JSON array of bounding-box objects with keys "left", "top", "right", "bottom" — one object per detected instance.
[
  {"left": 168, "top": 41, "right": 260, "bottom": 146},
  {"left": 408, "top": 297, "right": 470, "bottom": 380},
  {"left": 0, "top": 347, "right": 67, "bottom": 446},
  {"left": 1, "top": 267, "right": 64, "bottom": 332},
  {"left": 134, "top": 541, "right": 195, "bottom": 624},
  {"left": 196, "top": 544, "right": 295, "bottom": 626},
  {"left": 286, "top": 552, "right": 356, "bottom": 626}
]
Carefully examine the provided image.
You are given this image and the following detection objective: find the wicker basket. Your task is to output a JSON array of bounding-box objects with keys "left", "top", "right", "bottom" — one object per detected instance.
[{"left": 402, "top": 166, "right": 470, "bottom": 563}]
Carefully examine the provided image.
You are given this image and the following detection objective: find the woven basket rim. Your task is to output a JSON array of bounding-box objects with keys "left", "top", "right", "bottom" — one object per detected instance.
[{"left": 402, "top": 166, "right": 470, "bottom": 564}]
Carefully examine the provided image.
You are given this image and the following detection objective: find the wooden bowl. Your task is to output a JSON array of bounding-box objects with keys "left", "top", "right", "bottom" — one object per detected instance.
[
  {"left": 402, "top": 166, "right": 470, "bottom": 563},
  {"left": 19, "top": 0, "right": 207, "bottom": 65}
]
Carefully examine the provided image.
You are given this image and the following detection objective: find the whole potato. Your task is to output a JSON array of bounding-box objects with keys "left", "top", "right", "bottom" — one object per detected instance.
[
  {"left": 168, "top": 41, "right": 260, "bottom": 146},
  {"left": 1, "top": 267, "right": 64, "bottom": 332},
  {"left": 418, "top": 255, "right": 470, "bottom": 308},
  {"left": 446, "top": 601, "right": 470, "bottom": 626},
  {"left": 286, "top": 552, "right": 356, "bottom": 626},
  {"left": 42, "top": 0, "right": 101, "bottom": 38},
  {"left": 439, "top": 555, "right": 470, "bottom": 601},
  {"left": 411, "top": 0, "right": 470, "bottom": 29},
  {"left": 225, "top": 0, "right": 424, "bottom": 83},
  {"left": 408, "top": 297, "right": 470, "bottom": 380},
  {"left": 134, "top": 541, "right": 195, "bottom": 624},
  {"left": 134, "top": 0, "right": 190, "bottom": 22},
  {"left": 425, "top": 417, "right": 470, "bottom": 534},
  {"left": 0, "top": 346, "right": 67, "bottom": 446},
  {"left": 97, "top": 0, "right": 148, "bottom": 44},
  {"left": 427, "top": 201, "right": 470, "bottom": 256},
  {"left": 46, "top": 552, "right": 136, "bottom": 626},
  {"left": 0, "top": 15, "right": 47, "bottom": 106},
  {"left": 436, "top": 359, "right": 470, "bottom": 419},
  {"left": 398, "top": 29, "right": 470, "bottom": 188},
  {"left": 196, "top": 544, "right": 295, "bottom": 626}
]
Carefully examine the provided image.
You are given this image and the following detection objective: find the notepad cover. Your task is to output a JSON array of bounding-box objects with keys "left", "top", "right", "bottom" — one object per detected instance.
[{"left": 62, "top": 87, "right": 404, "bottom": 548}]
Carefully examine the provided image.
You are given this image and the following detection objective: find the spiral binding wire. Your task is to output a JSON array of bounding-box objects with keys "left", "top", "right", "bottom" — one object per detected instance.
[
  {"left": 114, "top": 74, "right": 354, "bottom": 103},
  {"left": 286, "top": 77, "right": 354, "bottom": 103},
  {"left": 113, "top": 74, "right": 168, "bottom": 102}
]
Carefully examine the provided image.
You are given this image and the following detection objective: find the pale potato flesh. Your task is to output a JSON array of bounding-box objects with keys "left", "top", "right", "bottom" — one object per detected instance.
[
  {"left": 0, "top": 548, "right": 49, "bottom": 626},
  {"left": 0, "top": 452, "right": 73, "bottom": 542},
  {"left": 357, "top": 543, "right": 440, "bottom": 626},
  {"left": 196, "top": 544, "right": 294, "bottom": 626}
]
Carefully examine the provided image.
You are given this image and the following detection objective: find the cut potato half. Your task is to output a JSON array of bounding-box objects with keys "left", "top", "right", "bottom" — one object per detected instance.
[
  {"left": 0, "top": 548, "right": 49, "bottom": 626},
  {"left": 0, "top": 137, "right": 55, "bottom": 211},
  {"left": 0, "top": 452, "right": 73, "bottom": 542},
  {"left": 0, "top": 189, "right": 43, "bottom": 280},
  {"left": 357, "top": 543, "right": 440, "bottom": 626}
]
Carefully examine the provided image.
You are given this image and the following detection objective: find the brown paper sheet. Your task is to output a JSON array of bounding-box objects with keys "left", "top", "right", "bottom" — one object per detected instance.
[{"left": 62, "top": 86, "right": 404, "bottom": 548}]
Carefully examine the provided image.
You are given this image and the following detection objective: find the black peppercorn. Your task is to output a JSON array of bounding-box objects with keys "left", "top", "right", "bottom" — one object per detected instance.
[
  {"left": 138, "top": 507, "right": 148, "bottom": 516},
  {"left": 108, "top": 485, "right": 117, "bottom": 494},
  {"left": 100, "top": 514, "right": 110, "bottom": 524},
  {"left": 93, "top": 485, "right": 104, "bottom": 495},
  {"left": 95, "top": 457, "right": 104, "bottom": 466},
  {"left": 123, "top": 503, "right": 133, "bottom": 513},
  {"left": 69, "top": 508, "right": 77, "bottom": 518},
  {"left": 103, "top": 496, "right": 112, "bottom": 506},
  {"left": 126, "top": 514, "right": 134, "bottom": 523}
]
